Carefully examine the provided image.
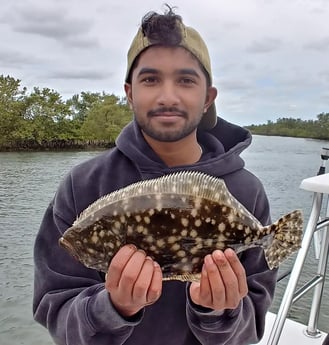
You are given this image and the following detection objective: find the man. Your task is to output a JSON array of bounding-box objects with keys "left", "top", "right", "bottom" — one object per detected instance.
[{"left": 33, "top": 6, "right": 277, "bottom": 345}]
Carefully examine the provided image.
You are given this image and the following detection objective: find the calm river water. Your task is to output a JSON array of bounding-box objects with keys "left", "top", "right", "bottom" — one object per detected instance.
[{"left": 0, "top": 135, "right": 328, "bottom": 344}]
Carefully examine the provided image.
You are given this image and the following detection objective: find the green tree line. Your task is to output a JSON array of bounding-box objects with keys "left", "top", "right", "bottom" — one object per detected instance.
[
  {"left": 0, "top": 75, "right": 132, "bottom": 150},
  {"left": 1, "top": 74, "right": 328, "bottom": 151},
  {"left": 246, "top": 114, "right": 329, "bottom": 140}
]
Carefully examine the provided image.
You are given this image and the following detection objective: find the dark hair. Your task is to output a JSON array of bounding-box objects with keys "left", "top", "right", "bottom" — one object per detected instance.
[{"left": 141, "top": 5, "right": 183, "bottom": 45}]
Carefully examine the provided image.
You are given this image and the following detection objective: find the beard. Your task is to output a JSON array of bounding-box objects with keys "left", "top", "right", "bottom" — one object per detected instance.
[{"left": 134, "top": 107, "right": 203, "bottom": 142}]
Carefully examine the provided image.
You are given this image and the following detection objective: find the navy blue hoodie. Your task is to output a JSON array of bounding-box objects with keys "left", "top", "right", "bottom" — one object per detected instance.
[{"left": 33, "top": 118, "right": 277, "bottom": 345}]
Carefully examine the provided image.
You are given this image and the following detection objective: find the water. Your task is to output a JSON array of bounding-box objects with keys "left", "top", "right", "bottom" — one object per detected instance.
[{"left": 0, "top": 136, "right": 328, "bottom": 344}]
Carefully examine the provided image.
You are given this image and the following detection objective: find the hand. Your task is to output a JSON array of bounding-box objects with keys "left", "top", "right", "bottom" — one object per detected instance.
[
  {"left": 105, "top": 244, "right": 163, "bottom": 317},
  {"left": 189, "top": 249, "right": 248, "bottom": 311}
]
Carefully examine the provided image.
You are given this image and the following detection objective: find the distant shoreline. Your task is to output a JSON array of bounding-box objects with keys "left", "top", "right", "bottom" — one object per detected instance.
[
  {"left": 0, "top": 139, "right": 114, "bottom": 152},
  {"left": 245, "top": 132, "right": 329, "bottom": 142}
]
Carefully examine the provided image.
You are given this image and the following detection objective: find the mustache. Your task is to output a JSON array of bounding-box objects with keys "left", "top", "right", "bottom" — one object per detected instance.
[{"left": 147, "top": 107, "right": 187, "bottom": 117}]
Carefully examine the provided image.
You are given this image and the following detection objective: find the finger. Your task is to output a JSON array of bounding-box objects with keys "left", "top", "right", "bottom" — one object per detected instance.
[
  {"left": 189, "top": 261, "right": 211, "bottom": 307},
  {"left": 132, "top": 256, "right": 155, "bottom": 301},
  {"left": 106, "top": 244, "right": 137, "bottom": 290},
  {"left": 119, "top": 250, "right": 147, "bottom": 292},
  {"left": 212, "top": 250, "right": 240, "bottom": 309},
  {"left": 224, "top": 248, "right": 248, "bottom": 297},
  {"left": 198, "top": 258, "right": 214, "bottom": 306},
  {"left": 146, "top": 261, "right": 163, "bottom": 304},
  {"left": 204, "top": 253, "right": 225, "bottom": 308}
]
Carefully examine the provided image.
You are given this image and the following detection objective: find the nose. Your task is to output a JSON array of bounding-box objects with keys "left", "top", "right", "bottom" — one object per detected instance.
[{"left": 157, "top": 81, "right": 180, "bottom": 107}]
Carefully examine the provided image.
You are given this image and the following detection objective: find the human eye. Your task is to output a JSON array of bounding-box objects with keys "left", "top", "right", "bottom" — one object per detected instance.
[
  {"left": 179, "top": 77, "right": 196, "bottom": 86},
  {"left": 141, "top": 76, "right": 158, "bottom": 85}
]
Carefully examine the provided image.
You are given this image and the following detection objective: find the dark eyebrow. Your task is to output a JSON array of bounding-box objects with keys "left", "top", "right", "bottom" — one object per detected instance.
[
  {"left": 137, "top": 67, "right": 201, "bottom": 78},
  {"left": 177, "top": 69, "right": 201, "bottom": 78},
  {"left": 137, "top": 68, "right": 159, "bottom": 76}
]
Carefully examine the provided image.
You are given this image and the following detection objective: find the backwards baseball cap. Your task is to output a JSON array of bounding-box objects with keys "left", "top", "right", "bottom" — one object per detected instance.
[{"left": 125, "top": 18, "right": 217, "bottom": 130}]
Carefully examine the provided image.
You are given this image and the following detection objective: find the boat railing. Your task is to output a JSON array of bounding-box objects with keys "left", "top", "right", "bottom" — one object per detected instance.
[{"left": 267, "top": 147, "right": 329, "bottom": 345}]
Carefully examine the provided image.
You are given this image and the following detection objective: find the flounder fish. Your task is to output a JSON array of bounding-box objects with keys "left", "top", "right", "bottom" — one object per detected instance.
[{"left": 59, "top": 171, "right": 303, "bottom": 282}]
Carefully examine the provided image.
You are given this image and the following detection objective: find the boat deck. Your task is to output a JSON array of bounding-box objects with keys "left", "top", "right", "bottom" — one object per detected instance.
[{"left": 254, "top": 312, "right": 328, "bottom": 345}]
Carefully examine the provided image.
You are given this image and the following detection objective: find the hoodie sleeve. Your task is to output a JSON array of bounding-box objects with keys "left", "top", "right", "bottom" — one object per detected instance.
[
  {"left": 33, "top": 174, "right": 143, "bottom": 345},
  {"left": 185, "top": 178, "right": 278, "bottom": 345}
]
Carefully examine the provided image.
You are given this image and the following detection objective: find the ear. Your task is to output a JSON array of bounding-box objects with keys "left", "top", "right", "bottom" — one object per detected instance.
[
  {"left": 124, "top": 83, "right": 133, "bottom": 109},
  {"left": 204, "top": 86, "right": 218, "bottom": 113}
]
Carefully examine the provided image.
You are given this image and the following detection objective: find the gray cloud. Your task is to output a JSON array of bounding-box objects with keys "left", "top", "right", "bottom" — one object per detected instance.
[
  {"left": 47, "top": 69, "right": 110, "bottom": 81},
  {"left": 246, "top": 38, "right": 282, "bottom": 53},
  {"left": 304, "top": 36, "right": 329, "bottom": 51},
  {"left": 219, "top": 79, "right": 253, "bottom": 91},
  {"left": 4, "top": 3, "right": 97, "bottom": 48},
  {"left": 0, "top": 50, "right": 42, "bottom": 67}
]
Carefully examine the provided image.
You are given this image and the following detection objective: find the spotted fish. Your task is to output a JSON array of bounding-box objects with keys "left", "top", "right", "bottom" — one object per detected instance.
[{"left": 59, "top": 171, "right": 303, "bottom": 282}]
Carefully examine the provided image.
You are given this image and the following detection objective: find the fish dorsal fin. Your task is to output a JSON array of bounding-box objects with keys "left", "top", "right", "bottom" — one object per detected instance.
[
  {"left": 74, "top": 171, "right": 231, "bottom": 225},
  {"left": 73, "top": 171, "right": 249, "bottom": 225}
]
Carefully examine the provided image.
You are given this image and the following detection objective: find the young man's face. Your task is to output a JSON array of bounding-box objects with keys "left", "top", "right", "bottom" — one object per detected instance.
[{"left": 125, "top": 46, "right": 217, "bottom": 142}]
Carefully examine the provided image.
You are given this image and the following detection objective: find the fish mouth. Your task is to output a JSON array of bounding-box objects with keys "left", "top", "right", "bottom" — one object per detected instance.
[{"left": 58, "top": 237, "right": 80, "bottom": 261}]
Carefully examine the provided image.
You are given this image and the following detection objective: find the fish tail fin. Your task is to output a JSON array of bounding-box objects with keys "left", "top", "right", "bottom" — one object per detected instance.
[{"left": 264, "top": 209, "right": 303, "bottom": 269}]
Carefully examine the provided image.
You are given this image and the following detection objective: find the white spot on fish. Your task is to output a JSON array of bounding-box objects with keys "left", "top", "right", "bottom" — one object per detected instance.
[
  {"left": 181, "top": 229, "right": 188, "bottom": 237},
  {"left": 171, "top": 243, "right": 180, "bottom": 251},
  {"left": 137, "top": 225, "right": 144, "bottom": 233},
  {"left": 144, "top": 216, "right": 151, "bottom": 224},
  {"left": 145, "top": 235, "right": 154, "bottom": 243},
  {"left": 181, "top": 218, "right": 189, "bottom": 227},
  {"left": 91, "top": 233, "right": 99, "bottom": 244},
  {"left": 157, "top": 239, "right": 165, "bottom": 248},
  {"left": 194, "top": 219, "right": 202, "bottom": 227},
  {"left": 218, "top": 222, "right": 226, "bottom": 232},
  {"left": 168, "top": 236, "right": 178, "bottom": 244}
]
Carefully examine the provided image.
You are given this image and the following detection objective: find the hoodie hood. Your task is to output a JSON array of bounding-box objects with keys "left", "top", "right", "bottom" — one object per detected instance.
[{"left": 115, "top": 117, "right": 252, "bottom": 179}]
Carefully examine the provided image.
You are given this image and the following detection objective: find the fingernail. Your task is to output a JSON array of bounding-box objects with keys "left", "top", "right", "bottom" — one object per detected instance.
[
  {"left": 204, "top": 254, "right": 213, "bottom": 266},
  {"left": 213, "top": 250, "right": 223, "bottom": 259},
  {"left": 137, "top": 249, "right": 146, "bottom": 255},
  {"left": 127, "top": 244, "right": 137, "bottom": 251},
  {"left": 225, "top": 248, "right": 235, "bottom": 255}
]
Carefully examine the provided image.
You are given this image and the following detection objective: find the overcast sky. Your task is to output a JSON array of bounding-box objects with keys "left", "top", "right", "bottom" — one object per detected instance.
[{"left": 1, "top": 0, "right": 328, "bottom": 125}]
